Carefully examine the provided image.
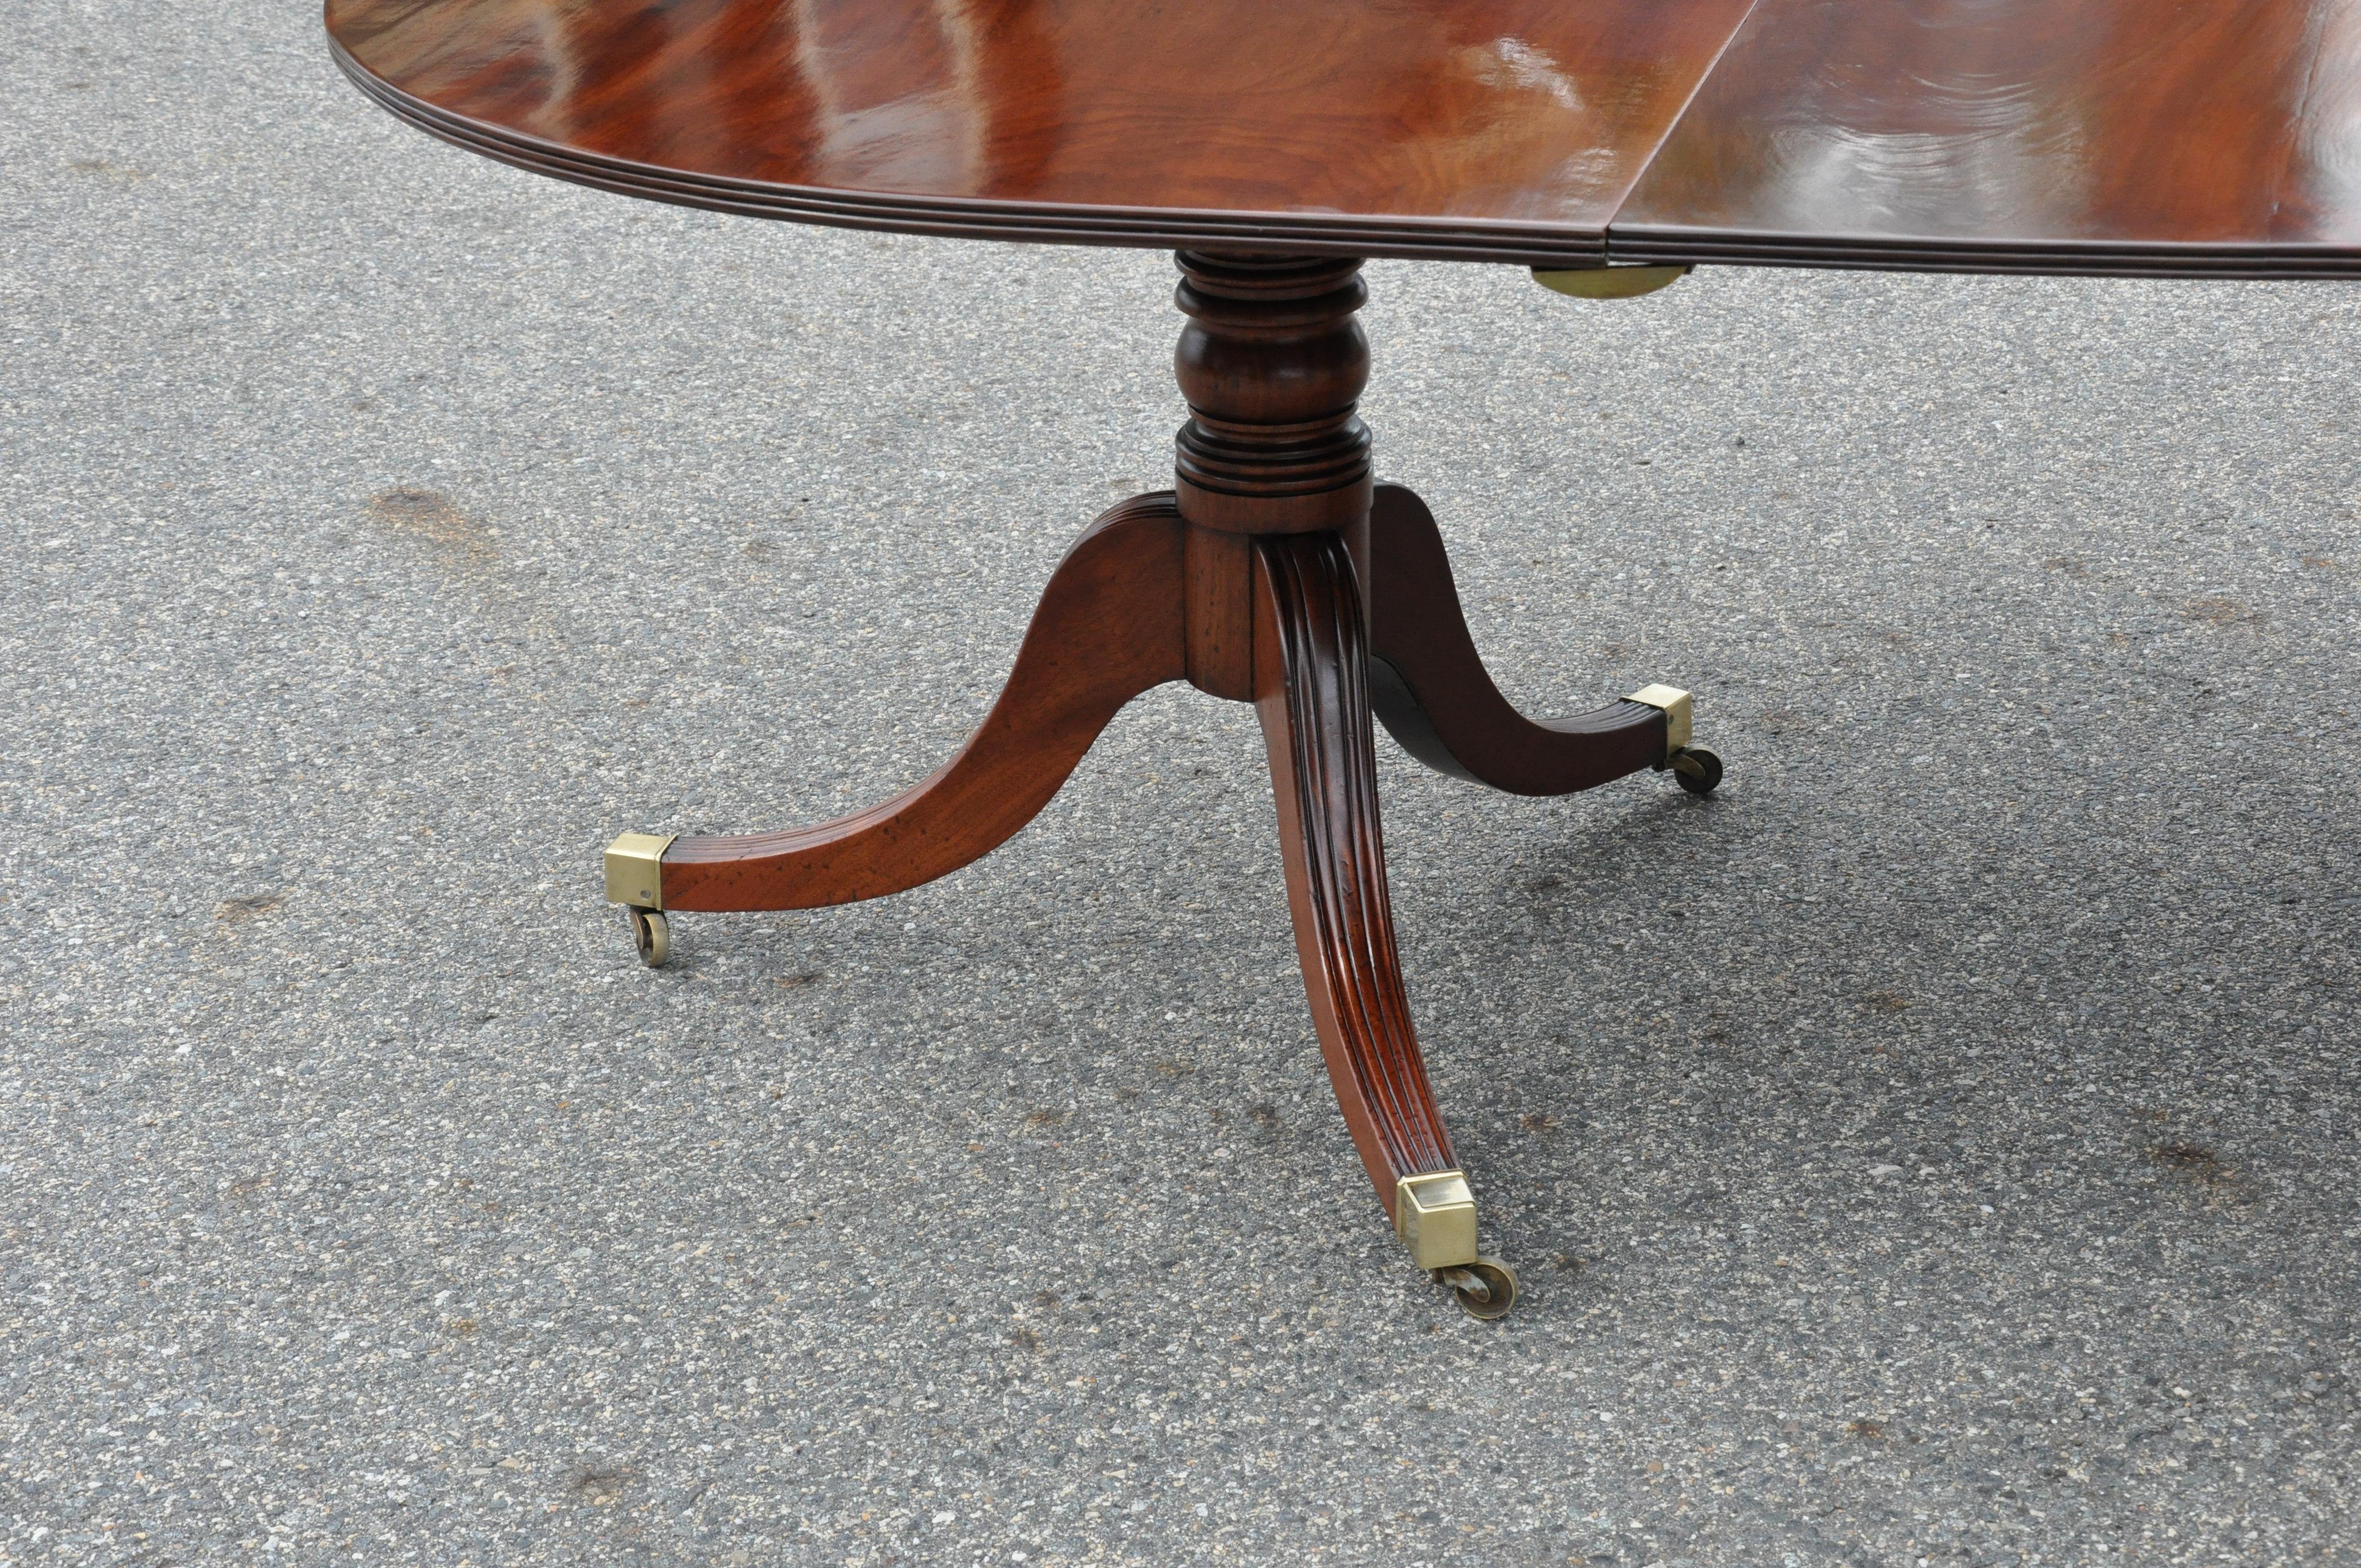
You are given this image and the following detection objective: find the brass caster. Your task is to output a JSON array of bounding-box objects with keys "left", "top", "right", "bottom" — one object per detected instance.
[
  {"left": 625, "top": 906, "right": 671, "bottom": 967},
  {"left": 1434, "top": 1256, "right": 1519, "bottom": 1321},
  {"left": 1625, "top": 683, "right": 1718, "bottom": 797},
  {"left": 1669, "top": 745, "right": 1723, "bottom": 797}
]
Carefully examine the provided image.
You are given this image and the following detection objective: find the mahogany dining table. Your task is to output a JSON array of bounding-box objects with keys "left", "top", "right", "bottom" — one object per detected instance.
[{"left": 327, "top": 0, "right": 2361, "bottom": 1319}]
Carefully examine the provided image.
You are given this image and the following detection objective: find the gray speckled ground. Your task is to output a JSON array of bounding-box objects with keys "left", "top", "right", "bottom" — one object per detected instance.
[{"left": 7, "top": 5, "right": 2360, "bottom": 1567}]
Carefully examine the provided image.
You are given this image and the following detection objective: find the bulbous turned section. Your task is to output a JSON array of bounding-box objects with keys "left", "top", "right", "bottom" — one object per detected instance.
[{"left": 1173, "top": 252, "right": 1373, "bottom": 535}]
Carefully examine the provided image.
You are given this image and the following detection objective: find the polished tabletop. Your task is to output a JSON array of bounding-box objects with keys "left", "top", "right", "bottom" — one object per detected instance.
[{"left": 329, "top": 0, "right": 2361, "bottom": 275}]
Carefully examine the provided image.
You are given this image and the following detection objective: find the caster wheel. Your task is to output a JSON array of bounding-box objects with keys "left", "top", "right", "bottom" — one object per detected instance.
[
  {"left": 1671, "top": 745, "right": 1722, "bottom": 797},
  {"left": 1435, "top": 1255, "right": 1519, "bottom": 1321},
  {"left": 626, "top": 906, "right": 671, "bottom": 967}
]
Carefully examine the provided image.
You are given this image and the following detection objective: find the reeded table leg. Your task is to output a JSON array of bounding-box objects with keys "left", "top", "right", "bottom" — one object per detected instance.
[
  {"left": 1362, "top": 482, "right": 1721, "bottom": 798},
  {"left": 1254, "top": 531, "right": 1517, "bottom": 1320}
]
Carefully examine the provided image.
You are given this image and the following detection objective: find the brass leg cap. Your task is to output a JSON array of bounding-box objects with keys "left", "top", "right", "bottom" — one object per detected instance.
[
  {"left": 604, "top": 832, "right": 674, "bottom": 908},
  {"left": 1625, "top": 684, "right": 1694, "bottom": 755},
  {"left": 1395, "top": 1169, "right": 1479, "bottom": 1271}
]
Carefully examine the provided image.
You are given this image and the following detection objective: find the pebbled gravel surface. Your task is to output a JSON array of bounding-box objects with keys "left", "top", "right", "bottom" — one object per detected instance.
[{"left": 6, "top": 4, "right": 2360, "bottom": 1566}]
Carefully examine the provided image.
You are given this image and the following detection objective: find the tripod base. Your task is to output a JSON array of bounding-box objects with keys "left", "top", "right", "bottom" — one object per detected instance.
[
  {"left": 603, "top": 485, "right": 1715, "bottom": 1317},
  {"left": 602, "top": 254, "right": 1721, "bottom": 1319}
]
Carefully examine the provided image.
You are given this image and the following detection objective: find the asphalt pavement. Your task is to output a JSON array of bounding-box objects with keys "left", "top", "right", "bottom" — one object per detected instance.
[{"left": 5, "top": 4, "right": 2359, "bottom": 1565}]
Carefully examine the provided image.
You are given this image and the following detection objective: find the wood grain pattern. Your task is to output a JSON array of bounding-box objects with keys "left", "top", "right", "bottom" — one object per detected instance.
[
  {"left": 324, "top": 0, "right": 1757, "bottom": 266},
  {"left": 1182, "top": 523, "right": 1254, "bottom": 703},
  {"left": 1254, "top": 530, "right": 1458, "bottom": 1216},
  {"left": 331, "top": 0, "right": 2361, "bottom": 275},
  {"left": 660, "top": 494, "right": 1184, "bottom": 911},
  {"left": 1361, "top": 484, "right": 1666, "bottom": 795},
  {"left": 1615, "top": 0, "right": 2361, "bottom": 274}
]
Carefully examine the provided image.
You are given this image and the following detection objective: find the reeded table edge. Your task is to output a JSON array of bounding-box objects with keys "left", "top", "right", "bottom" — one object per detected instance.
[
  {"left": 333, "top": 36, "right": 2361, "bottom": 279},
  {"left": 329, "top": 39, "right": 1614, "bottom": 268},
  {"left": 1609, "top": 224, "right": 2361, "bottom": 280}
]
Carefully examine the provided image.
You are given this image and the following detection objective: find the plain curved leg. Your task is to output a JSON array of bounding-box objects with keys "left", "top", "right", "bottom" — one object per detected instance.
[
  {"left": 1253, "top": 530, "right": 1466, "bottom": 1242},
  {"left": 650, "top": 494, "right": 1187, "bottom": 912},
  {"left": 1362, "top": 482, "right": 1668, "bottom": 795}
]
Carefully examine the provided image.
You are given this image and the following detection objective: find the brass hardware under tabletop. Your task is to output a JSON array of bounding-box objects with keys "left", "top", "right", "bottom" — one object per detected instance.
[
  {"left": 603, "top": 832, "right": 676, "bottom": 910},
  {"left": 1531, "top": 264, "right": 1690, "bottom": 300},
  {"left": 1625, "top": 684, "right": 1694, "bottom": 756},
  {"left": 1395, "top": 1168, "right": 1479, "bottom": 1270}
]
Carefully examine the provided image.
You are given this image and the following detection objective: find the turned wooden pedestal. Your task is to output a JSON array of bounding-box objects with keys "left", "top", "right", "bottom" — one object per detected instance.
[{"left": 602, "top": 255, "right": 1719, "bottom": 1319}]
